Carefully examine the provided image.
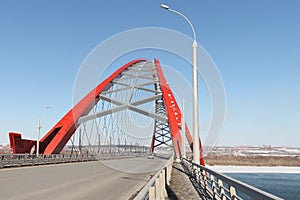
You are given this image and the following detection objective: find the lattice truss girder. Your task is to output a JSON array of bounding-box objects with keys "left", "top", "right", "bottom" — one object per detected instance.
[
  {"left": 71, "top": 61, "right": 171, "bottom": 155},
  {"left": 151, "top": 86, "right": 172, "bottom": 150}
]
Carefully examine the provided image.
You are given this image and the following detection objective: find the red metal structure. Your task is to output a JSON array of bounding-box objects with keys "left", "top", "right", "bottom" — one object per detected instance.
[
  {"left": 9, "top": 59, "right": 204, "bottom": 164},
  {"left": 153, "top": 59, "right": 205, "bottom": 165}
]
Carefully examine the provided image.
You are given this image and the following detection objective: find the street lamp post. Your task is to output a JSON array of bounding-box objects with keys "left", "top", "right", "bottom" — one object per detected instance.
[
  {"left": 37, "top": 106, "right": 50, "bottom": 156},
  {"left": 160, "top": 4, "right": 200, "bottom": 164}
]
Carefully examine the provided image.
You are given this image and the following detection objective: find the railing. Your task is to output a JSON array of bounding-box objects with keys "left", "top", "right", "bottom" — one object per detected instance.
[
  {"left": 134, "top": 153, "right": 174, "bottom": 200},
  {"left": 94, "top": 152, "right": 147, "bottom": 160},
  {"left": 0, "top": 152, "right": 148, "bottom": 168},
  {"left": 0, "top": 154, "right": 96, "bottom": 168},
  {"left": 182, "top": 158, "right": 284, "bottom": 200}
]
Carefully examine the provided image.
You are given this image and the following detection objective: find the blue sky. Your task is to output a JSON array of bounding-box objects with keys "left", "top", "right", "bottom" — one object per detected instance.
[{"left": 0, "top": 1, "right": 299, "bottom": 147}]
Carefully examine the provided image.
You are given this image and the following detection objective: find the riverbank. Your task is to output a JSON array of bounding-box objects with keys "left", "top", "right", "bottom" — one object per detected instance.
[
  {"left": 208, "top": 165, "right": 300, "bottom": 173},
  {"left": 204, "top": 155, "right": 300, "bottom": 166}
]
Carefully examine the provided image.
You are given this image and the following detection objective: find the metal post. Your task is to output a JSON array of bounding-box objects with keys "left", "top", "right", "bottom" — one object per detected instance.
[
  {"left": 125, "top": 138, "right": 127, "bottom": 152},
  {"left": 79, "top": 128, "right": 82, "bottom": 155},
  {"left": 37, "top": 106, "right": 50, "bottom": 156},
  {"left": 36, "top": 119, "right": 41, "bottom": 156},
  {"left": 160, "top": 4, "right": 200, "bottom": 164},
  {"left": 98, "top": 132, "right": 101, "bottom": 154},
  {"left": 192, "top": 40, "right": 200, "bottom": 164},
  {"left": 109, "top": 136, "right": 112, "bottom": 154}
]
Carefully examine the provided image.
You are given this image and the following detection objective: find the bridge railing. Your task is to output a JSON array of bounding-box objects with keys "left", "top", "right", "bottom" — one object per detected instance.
[
  {"left": 94, "top": 152, "right": 147, "bottom": 160},
  {"left": 134, "top": 153, "right": 174, "bottom": 200},
  {"left": 0, "top": 154, "right": 96, "bottom": 168},
  {"left": 0, "top": 152, "right": 149, "bottom": 168},
  {"left": 182, "top": 158, "right": 283, "bottom": 200}
]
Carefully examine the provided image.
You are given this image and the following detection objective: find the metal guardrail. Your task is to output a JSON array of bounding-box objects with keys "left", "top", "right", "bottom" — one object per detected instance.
[
  {"left": 134, "top": 154, "right": 174, "bottom": 200},
  {"left": 94, "top": 152, "right": 147, "bottom": 160},
  {"left": 0, "top": 152, "right": 148, "bottom": 168},
  {"left": 182, "top": 158, "right": 284, "bottom": 200},
  {"left": 0, "top": 154, "right": 96, "bottom": 168}
]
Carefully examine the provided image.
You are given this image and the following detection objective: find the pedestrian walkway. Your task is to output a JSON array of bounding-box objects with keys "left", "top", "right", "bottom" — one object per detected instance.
[{"left": 166, "top": 162, "right": 200, "bottom": 200}]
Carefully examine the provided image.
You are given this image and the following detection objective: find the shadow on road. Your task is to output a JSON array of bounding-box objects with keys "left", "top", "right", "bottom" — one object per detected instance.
[{"left": 121, "top": 176, "right": 148, "bottom": 182}]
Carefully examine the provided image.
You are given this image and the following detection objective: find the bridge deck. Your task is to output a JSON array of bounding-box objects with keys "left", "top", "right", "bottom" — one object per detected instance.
[{"left": 0, "top": 157, "right": 167, "bottom": 200}]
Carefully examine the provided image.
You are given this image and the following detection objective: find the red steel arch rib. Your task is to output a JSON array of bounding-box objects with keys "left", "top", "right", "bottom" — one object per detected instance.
[
  {"left": 9, "top": 58, "right": 204, "bottom": 165},
  {"left": 153, "top": 59, "right": 205, "bottom": 165},
  {"left": 9, "top": 59, "right": 146, "bottom": 155}
]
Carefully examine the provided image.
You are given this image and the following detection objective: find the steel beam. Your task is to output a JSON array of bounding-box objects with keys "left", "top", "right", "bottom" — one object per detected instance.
[
  {"left": 78, "top": 105, "right": 128, "bottom": 124},
  {"left": 135, "top": 86, "right": 158, "bottom": 94},
  {"left": 131, "top": 94, "right": 162, "bottom": 106},
  {"left": 101, "top": 86, "right": 131, "bottom": 95},
  {"left": 99, "top": 94, "right": 125, "bottom": 106},
  {"left": 128, "top": 105, "right": 168, "bottom": 123}
]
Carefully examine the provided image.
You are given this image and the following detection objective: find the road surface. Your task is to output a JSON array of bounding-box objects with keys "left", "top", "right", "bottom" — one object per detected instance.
[{"left": 0, "top": 156, "right": 168, "bottom": 200}]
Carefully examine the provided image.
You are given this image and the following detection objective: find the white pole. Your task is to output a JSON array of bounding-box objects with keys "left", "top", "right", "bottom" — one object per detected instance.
[
  {"left": 192, "top": 40, "right": 200, "bottom": 164},
  {"left": 160, "top": 4, "right": 200, "bottom": 164},
  {"left": 37, "top": 119, "right": 41, "bottom": 156},
  {"left": 181, "top": 99, "right": 186, "bottom": 158},
  {"left": 37, "top": 106, "right": 49, "bottom": 156}
]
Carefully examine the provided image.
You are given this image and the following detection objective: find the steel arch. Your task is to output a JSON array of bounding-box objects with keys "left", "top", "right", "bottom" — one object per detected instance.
[{"left": 9, "top": 59, "right": 204, "bottom": 164}]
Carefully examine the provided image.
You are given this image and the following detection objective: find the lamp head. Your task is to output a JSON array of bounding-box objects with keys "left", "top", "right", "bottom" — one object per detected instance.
[{"left": 160, "top": 4, "right": 170, "bottom": 10}]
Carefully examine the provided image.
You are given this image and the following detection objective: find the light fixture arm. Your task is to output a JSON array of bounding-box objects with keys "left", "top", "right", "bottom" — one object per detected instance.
[{"left": 168, "top": 8, "right": 197, "bottom": 42}]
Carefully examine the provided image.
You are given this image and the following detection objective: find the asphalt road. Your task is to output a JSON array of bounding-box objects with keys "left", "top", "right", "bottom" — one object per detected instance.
[{"left": 0, "top": 157, "right": 168, "bottom": 200}]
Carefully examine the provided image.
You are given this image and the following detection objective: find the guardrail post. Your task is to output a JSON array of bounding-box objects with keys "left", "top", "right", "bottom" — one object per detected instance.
[
  {"left": 155, "top": 177, "right": 161, "bottom": 200},
  {"left": 159, "top": 172, "right": 163, "bottom": 198},
  {"left": 218, "top": 179, "right": 226, "bottom": 200},
  {"left": 167, "top": 161, "right": 172, "bottom": 185},
  {"left": 230, "top": 186, "right": 237, "bottom": 200},
  {"left": 43, "top": 155, "right": 46, "bottom": 165},
  {"left": 149, "top": 186, "right": 155, "bottom": 200},
  {"left": 164, "top": 167, "right": 170, "bottom": 198},
  {"left": 160, "top": 171, "right": 167, "bottom": 198},
  {"left": 202, "top": 169, "right": 207, "bottom": 195},
  {"left": 211, "top": 174, "right": 217, "bottom": 198}
]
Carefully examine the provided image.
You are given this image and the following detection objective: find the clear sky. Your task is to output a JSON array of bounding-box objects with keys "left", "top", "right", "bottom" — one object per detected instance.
[{"left": 0, "top": 1, "right": 299, "bottom": 147}]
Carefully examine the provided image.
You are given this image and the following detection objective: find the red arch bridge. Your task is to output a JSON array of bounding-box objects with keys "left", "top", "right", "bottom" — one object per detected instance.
[
  {"left": 4, "top": 59, "right": 283, "bottom": 200},
  {"left": 8, "top": 59, "right": 204, "bottom": 165}
]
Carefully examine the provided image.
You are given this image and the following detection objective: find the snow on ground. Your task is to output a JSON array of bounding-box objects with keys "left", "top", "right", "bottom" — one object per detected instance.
[{"left": 207, "top": 165, "right": 300, "bottom": 173}]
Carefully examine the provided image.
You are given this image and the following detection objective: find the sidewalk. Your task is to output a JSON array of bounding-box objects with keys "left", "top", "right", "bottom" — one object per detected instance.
[{"left": 165, "top": 161, "right": 201, "bottom": 200}]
